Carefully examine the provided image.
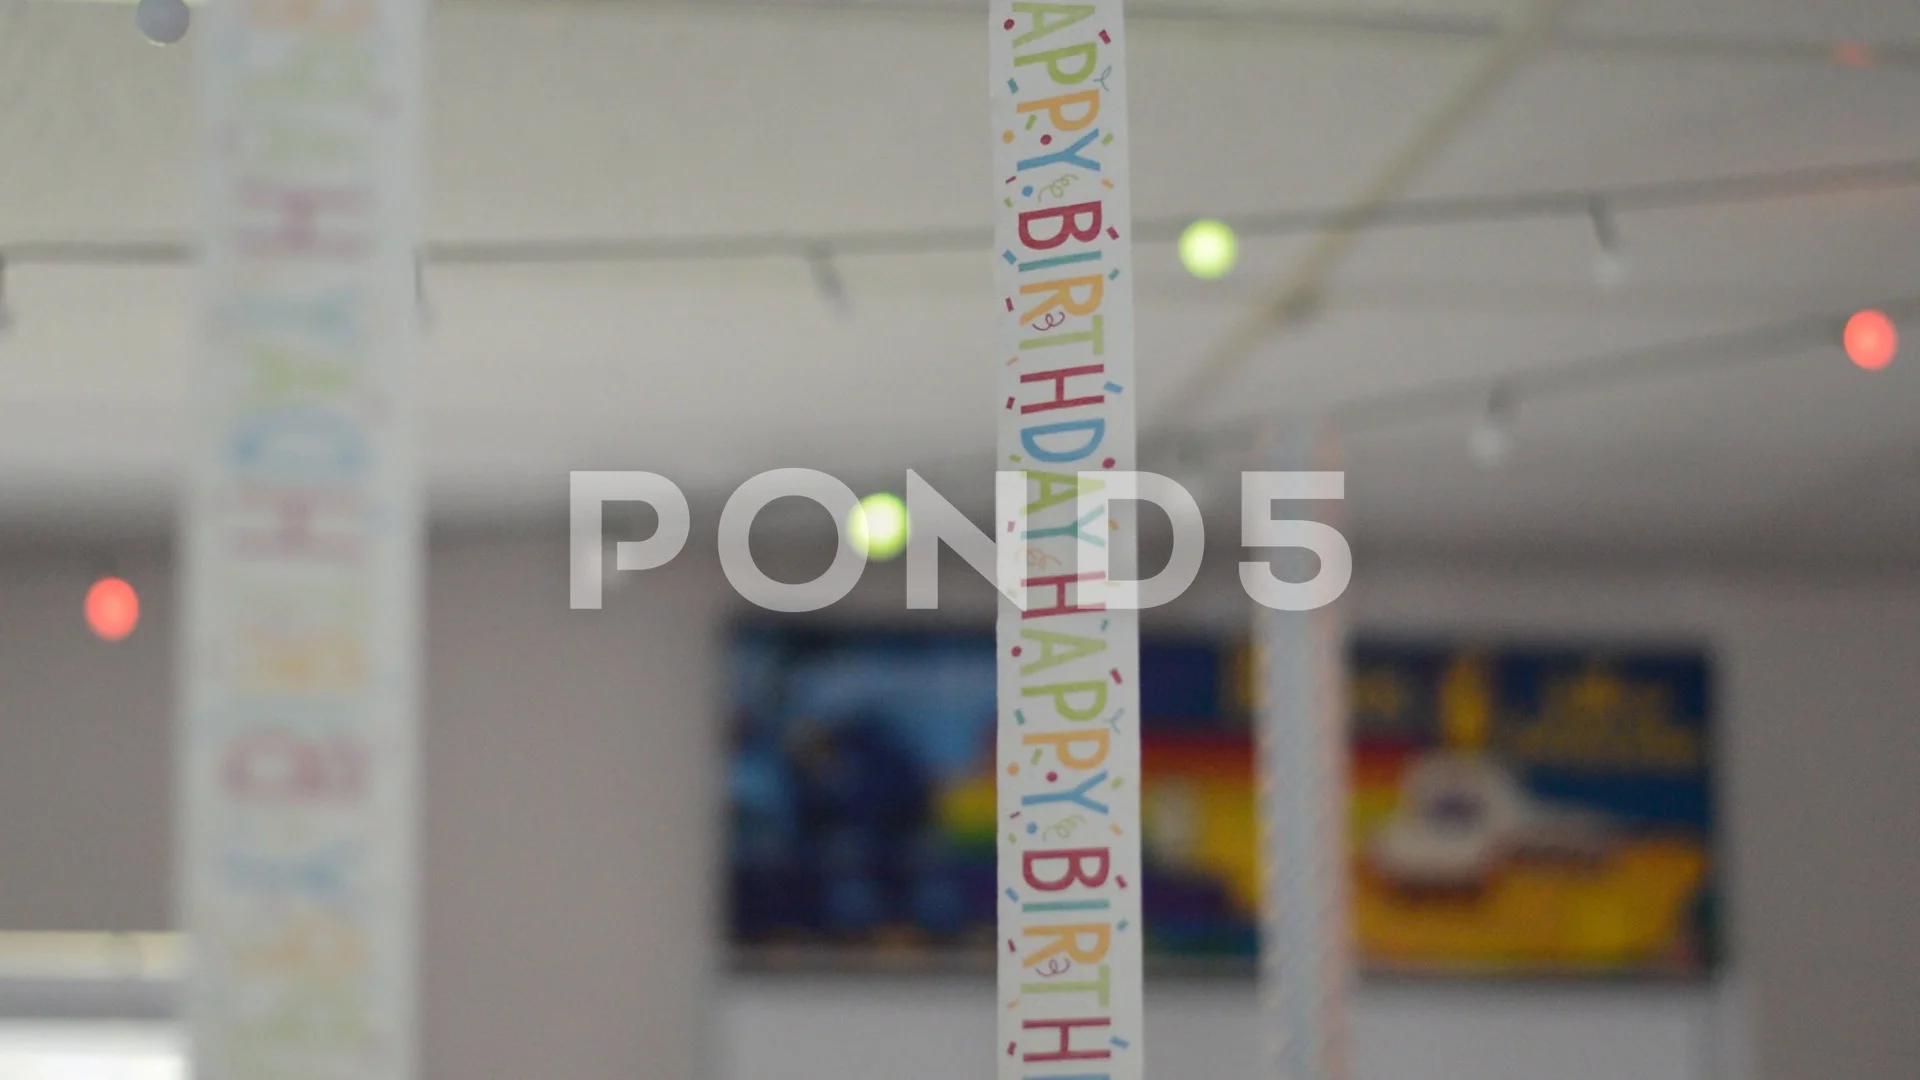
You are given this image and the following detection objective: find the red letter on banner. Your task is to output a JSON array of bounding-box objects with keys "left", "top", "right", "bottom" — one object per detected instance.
[
  {"left": 1021, "top": 364, "right": 1107, "bottom": 415},
  {"left": 1023, "top": 848, "right": 1112, "bottom": 891},
  {"left": 1019, "top": 202, "right": 1104, "bottom": 251},
  {"left": 1022, "top": 571, "right": 1106, "bottom": 620},
  {"left": 1022, "top": 1017, "right": 1113, "bottom": 1063}
]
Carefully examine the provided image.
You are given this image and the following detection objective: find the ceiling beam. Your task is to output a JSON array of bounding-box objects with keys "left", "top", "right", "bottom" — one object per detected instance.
[
  {"left": 520, "top": 0, "right": 1920, "bottom": 68},
  {"left": 16, "top": 157, "right": 1918, "bottom": 268},
  {"left": 1149, "top": 295, "right": 1920, "bottom": 462},
  {"left": 1156, "top": 0, "right": 1569, "bottom": 424}
]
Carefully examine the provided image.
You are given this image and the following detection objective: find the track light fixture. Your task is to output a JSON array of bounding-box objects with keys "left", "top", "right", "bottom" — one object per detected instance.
[
  {"left": 1469, "top": 386, "right": 1516, "bottom": 470},
  {"left": 1588, "top": 198, "right": 1627, "bottom": 289},
  {"left": 415, "top": 254, "right": 433, "bottom": 331},
  {"left": 807, "top": 245, "right": 851, "bottom": 318},
  {"left": 1166, "top": 438, "right": 1229, "bottom": 513}
]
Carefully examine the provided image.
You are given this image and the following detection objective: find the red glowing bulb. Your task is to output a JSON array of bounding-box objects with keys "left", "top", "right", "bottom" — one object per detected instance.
[
  {"left": 86, "top": 577, "right": 140, "bottom": 642},
  {"left": 1832, "top": 41, "right": 1878, "bottom": 69},
  {"left": 1845, "top": 309, "right": 1897, "bottom": 371}
]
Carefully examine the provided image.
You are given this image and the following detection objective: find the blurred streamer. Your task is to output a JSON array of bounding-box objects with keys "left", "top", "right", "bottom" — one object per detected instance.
[{"left": 1255, "top": 423, "right": 1354, "bottom": 1080}]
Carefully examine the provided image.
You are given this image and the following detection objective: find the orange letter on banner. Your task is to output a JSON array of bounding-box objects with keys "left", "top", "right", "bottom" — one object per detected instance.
[
  {"left": 1020, "top": 275, "right": 1105, "bottom": 322},
  {"left": 1023, "top": 923, "right": 1113, "bottom": 967},
  {"left": 1018, "top": 90, "right": 1102, "bottom": 132},
  {"left": 1022, "top": 729, "right": 1110, "bottom": 769}
]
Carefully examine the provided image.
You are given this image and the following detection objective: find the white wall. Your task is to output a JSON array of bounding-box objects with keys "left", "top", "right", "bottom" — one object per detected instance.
[
  {"left": 0, "top": 544, "right": 172, "bottom": 931},
  {"left": 420, "top": 535, "right": 722, "bottom": 1080},
  {"left": 0, "top": 533, "right": 724, "bottom": 1080},
  {"left": 3, "top": 533, "right": 1917, "bottom": 1080},
  {"left": 721, "top": 977, "right": 1728, "bottom": 1080}
]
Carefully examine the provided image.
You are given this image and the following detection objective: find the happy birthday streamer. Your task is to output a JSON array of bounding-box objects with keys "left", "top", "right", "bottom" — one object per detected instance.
[
  {"left": 183, "top": 0, "right": 424, "bottom": 1076},
  {"left": 993, "top": 4, "right": 1143, "bottom": 1078}
]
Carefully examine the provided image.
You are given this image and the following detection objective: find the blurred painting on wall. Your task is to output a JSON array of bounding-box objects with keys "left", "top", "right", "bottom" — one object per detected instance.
[
  {"left": 725, "top": 625, "right": 1717, "bottom": 979},
  {"left": 1348, "top": 642, "right": 1717, "bottom": 977}
]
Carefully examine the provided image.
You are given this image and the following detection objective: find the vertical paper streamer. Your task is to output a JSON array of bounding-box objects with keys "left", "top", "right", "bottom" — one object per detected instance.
[
  {"left": 1255, "top": 426, "right": 1354, "bottom": 1080},
  {"left": 993, "top": 4, "right": 1143, "bottom": 1079},
  {"left": 183, "top": 0, "right": 423, "bottom": 1076}
]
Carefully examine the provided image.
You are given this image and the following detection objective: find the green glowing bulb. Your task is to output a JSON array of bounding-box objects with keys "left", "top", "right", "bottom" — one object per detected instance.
[
  {"left": 847, "top": 492, "right": 909, "bottom": 561},
  {"left": 1179, "top": 218, "right": 1238, "bottom": 280}
]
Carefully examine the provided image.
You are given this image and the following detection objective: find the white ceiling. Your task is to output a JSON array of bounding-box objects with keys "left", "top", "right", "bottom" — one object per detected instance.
[{"left": 1, "top": 0, "right": 1917, "bottom": 562}]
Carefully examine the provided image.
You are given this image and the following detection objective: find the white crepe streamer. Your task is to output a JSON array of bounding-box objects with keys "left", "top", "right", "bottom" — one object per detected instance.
[
  {"left": 1255, "top": 425, "right": 1354, "bottom": 1080},
  {"left": 182, "top": 0, "right": 423, "bottom": 1076}
]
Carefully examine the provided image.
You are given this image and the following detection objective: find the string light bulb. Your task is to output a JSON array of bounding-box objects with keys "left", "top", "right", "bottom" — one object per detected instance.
[
  {"left": 86, "top": 576, "right": 141, "bottom": 642},
  {"left": 1832, "top": 41, "right": 1878, "bottom": 69},
  {"left": 847, "top": 492, "right": 908, "bottom": 561},
  {"left": 1844, "top": 309, "right": 1897, "bottom": 371},
  {"left": 1179, "top": 219, "right": 1238, "bottom": 281}
]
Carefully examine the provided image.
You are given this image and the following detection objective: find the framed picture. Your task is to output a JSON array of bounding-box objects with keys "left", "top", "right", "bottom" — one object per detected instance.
[{"left": 1346, "top": 641, "right": 1718, "bottom": 978}]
